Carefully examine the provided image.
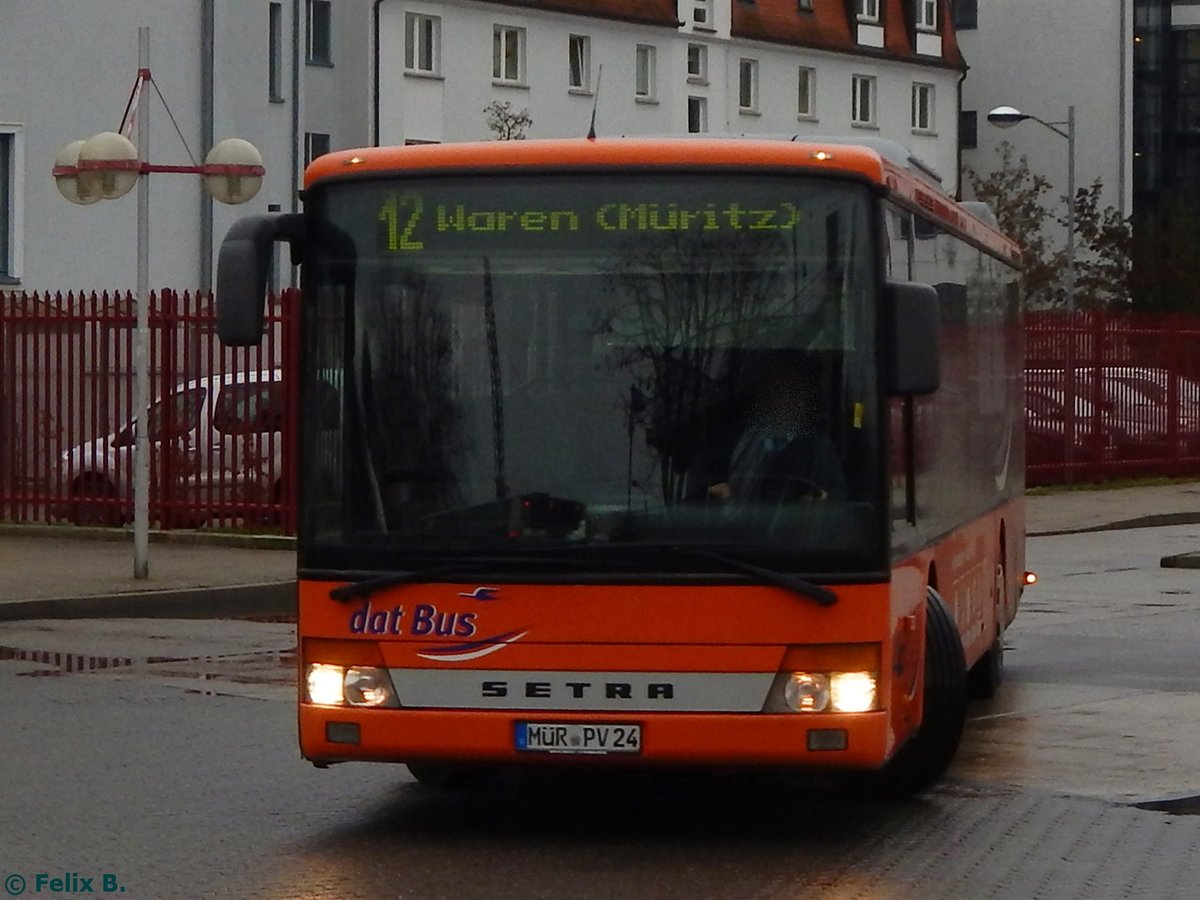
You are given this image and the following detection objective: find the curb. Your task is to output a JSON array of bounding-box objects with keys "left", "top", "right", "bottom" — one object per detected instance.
[
  {"left": 0, "top": 522, "right": 295, "bottom": 551},
  {"left": 0, "top": 581, "right": 296, "bottom": 622},
  {"left": 1028, "top": 511, "right": 1200, "bottom": 539}
]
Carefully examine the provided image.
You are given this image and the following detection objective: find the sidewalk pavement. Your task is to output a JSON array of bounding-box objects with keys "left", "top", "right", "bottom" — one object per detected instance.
[
  {"left": 0, "top": 524, "right": 296, "bottom": 621},
  {"left": 2, "top": 480, "right": 1199, "bottom": 620}
]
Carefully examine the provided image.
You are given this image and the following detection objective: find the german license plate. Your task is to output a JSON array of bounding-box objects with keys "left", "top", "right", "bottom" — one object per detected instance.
[{"left": 515, "top": 722, "right": 642, "bottom": 755}]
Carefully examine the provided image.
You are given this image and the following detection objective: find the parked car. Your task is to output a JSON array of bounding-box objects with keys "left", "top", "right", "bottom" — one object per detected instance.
[
  {"left": 56, "top": 369, "right": 285, "bottom": 526},
  {"left": 1024, "top": 385, "right": 1122, "bottom": 466},
  {"left": 1028, "top": 366, "right": 1200, "bottom": 457}
]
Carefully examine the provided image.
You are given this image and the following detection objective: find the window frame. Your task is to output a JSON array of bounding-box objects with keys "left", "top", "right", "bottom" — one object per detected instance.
[
  {"left": 916, "top": 0, "right": 939, "bottom": 31},
  {"left": 738, "top": 58, "right": 760, "bottom": 114},
  {"left": 797, "top": 66, "right": 817, "bottom": 119},
  {"left": 692, "top": 0, "right": 714, "bottom": 28},
  {"left": 687, "top": 95, "right": 708, "bottom": 133},
  {"left": 959, "top": 110, "right": 978, "bottom": 149},
  {"left": 856, "top": 0, "right": 880, "bottom": 23},
  {"left": 635, "top": 44, "right": 657, "bottom": 101},
  {"left": 954, "top": 0, "right": 978, "bottom": 29},
  {"left": 305, "top": 132, "right": 332, "bottom": 168},
  {"left": 493, "top": 24, "right": 526, "bottom": 85},
  {"left": 687, "top": 42, "right": 708, "bottom": 84},
  {"left": 911, "top": 82, "right": 935, "bottom": 132},
  {"left": 306, "top": 0, "right": 332, "bottom": 66},
  {"left": 851, "top": 74, "right": 876, "bottom": 127},
  {"left": 568, "top": 33, "right": 591, "bottom": 91},
  {"left": 269, "top": 2, "right": 285, "bottom": 100},
  {"left": 405, "top": 12, "right": 441, "bottom": 76},
  {"left": 0, "top": 126, "right": 22, "bottom": 282}
]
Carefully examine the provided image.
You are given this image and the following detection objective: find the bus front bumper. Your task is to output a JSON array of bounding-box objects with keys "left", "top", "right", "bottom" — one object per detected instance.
[{"left": 299, "top": 706, "right": 893, "bottom": 769}]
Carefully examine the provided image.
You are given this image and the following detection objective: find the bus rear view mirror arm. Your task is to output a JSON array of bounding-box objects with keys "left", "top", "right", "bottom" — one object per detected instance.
[
  {"left": 216, "top": 213, "right": 306, "bottom": 346},
  {"left": 885, "top": 281, "right": 940, "bottom": 396}
]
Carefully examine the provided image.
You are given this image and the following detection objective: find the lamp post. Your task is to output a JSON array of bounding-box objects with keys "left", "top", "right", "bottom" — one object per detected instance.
[
  {"left": 53, "top": 26, "right": 264, "bottom": 578},
  {"left": 986, "top": 104, "right": 1077, "bottom": 312},
  {"left": 988, "top": 103, "right": 1078, "bottom": 481}
]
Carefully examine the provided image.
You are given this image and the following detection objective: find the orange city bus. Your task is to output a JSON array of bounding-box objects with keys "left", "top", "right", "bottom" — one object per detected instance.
[{"left": 216, "top": 136, "right": 1027, "bottom": 796}]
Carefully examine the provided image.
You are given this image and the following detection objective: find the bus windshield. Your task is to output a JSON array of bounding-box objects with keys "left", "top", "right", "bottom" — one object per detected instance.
[{"left": 300, "top": 172, "right": 884, "bottom": 577}]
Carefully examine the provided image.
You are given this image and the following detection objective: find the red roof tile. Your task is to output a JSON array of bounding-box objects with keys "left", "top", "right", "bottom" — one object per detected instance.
[
  {"left": 477, "top": 0, "right": 964, "bottom": 67},
  {"left": 482, "top": 0, "right": 680, "bottom": 28}
]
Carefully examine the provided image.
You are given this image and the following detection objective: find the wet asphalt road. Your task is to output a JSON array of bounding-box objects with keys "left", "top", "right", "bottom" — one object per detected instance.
[{"left": 3, "top": 524, "right": 1200, "bottom": 899}]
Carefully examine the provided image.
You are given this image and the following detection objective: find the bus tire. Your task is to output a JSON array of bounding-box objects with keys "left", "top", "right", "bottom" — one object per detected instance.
[{"left": 836, "top": 586, "right": 967, "bottom": 799}]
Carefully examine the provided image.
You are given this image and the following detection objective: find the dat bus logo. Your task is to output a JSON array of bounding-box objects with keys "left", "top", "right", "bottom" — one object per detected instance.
[{"left": 348, "top": 600, "right": 479, "bottom": 638}]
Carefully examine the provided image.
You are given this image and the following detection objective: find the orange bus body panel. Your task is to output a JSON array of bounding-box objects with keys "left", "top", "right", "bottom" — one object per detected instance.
[{"left": 289, "top": 136, "right": 1024, "bottom": 774}]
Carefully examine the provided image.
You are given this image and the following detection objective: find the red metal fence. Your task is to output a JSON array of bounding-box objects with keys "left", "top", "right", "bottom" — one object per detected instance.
[
  {"left": 1026, "top": 310, "right": 1200, "bottom": 486},
  {"left": 3, "top": 296, "right": 1199, "bottom": 532},
  {"left": 0, "top": 288, "right": 298, "bottom": 531}
]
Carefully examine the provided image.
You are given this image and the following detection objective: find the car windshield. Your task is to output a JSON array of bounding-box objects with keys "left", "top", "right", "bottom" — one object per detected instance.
[{"left": 298, "top": 172, "right": 885, "bottom": 577}]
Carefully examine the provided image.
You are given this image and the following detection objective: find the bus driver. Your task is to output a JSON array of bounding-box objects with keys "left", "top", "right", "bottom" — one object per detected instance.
[{"left": 691, "top": 354, "right": 847, "bottom": 504}]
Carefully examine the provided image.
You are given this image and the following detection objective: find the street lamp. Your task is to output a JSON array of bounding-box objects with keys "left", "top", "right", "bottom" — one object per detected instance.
[
  {"left": 52, "top": 27, "right": 264, "bottom": 579},
  {"left": 988, "top": 103, "right": 1079, "bottom": 482},
  {"left": 986, "top": 104, "right": 1077, "bottom": 312}
]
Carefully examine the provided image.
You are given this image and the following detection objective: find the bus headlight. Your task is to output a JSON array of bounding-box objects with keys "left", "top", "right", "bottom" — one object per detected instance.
[
  {"left": 306, "top": 663, "right": 346, "bottom": 705},
  {"left": 830, "top": 671, "right": 877, "bottom": 713},
  {"left": 344, "top": 666, "right": 397, "bottom": 707},
  {"left": 785, "top": 673, "right": 831, "bottom": 712},
  {"left": 783, "top": 671, "right": 878, "bottom": 713},
  {"left": 305, "top": 663, "right": 399, "bottom": 707}
]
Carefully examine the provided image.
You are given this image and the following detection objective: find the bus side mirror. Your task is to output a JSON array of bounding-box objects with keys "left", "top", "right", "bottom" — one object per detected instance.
[
  {"left": 885, "top": 281, "right": 940, "bottom": 396},
  {"left": 216, "top": 213, "right": 305, "bottom": 346}
]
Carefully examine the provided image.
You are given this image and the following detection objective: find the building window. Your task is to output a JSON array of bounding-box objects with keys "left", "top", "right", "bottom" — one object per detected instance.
[
  {"left": 305, "top": 132, "right": 331, "bottom": 167},
  {"left": 0, "top": 132, "right": 11, "bottom": 278},
  {"left": 954, "top": 0, "right": 977, "bottom": 30},
  {"left": 493, "top": 25, "right": 525, "bottom": 84},
  {"left": 856, "top": 0, "right": 880, "bottom": 22},
  {"left": 405, "top": 13, "right": 440, "bottom": 75},
  {"left": 797, "top": 66, "right": 816, "bottom": 118},
  {"left": 738, "top": 58, "right": 759, "bottom": 113},
  {"left": 798, "top": 0, "right": 813, "bottom": 10},
  {"left": 688, "top": 96, "right": 708, "bottom": 133},
  {"left": 916, "top": 0, "right": 938, "bottom": 31},
  {"left": 692, "top": 0, "right": 714, "bottom": 28},
  {"left": 959, "top": 110, "right": 978, "bottom": 149},
  {"left": 851, "top": 75, "right": 876, "bottom": 126},
  {"left": 636, "top": 44, "right": 657, "bottom": 100},
  {"left": 269, "top": 3, "right": 284, "bottom": 100},
  {"left": 687, "top": 43, "right": 708, "bottom": 83},
  {"left": 569, "top": 34, "right": 591, "bottom": 90},
  {"left": 912, "top": 83, "right": 935, "bottom": 131},
  {"left": 306, "top": 0, "right": 331, "bottom": 65}
]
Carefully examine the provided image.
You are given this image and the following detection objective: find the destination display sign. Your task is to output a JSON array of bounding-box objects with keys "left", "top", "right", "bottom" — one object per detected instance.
[{"left": 375, "top": 192, "right": 805, "bottom": 253}]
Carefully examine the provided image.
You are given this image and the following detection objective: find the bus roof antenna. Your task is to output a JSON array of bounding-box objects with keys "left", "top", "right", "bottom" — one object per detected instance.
[{"left": 587, "top": 65, "right": 604, "bottom": 139}]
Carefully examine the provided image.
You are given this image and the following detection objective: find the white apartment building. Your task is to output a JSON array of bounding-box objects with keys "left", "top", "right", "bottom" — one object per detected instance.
[{"left": 0, "top": 0, "right": 967, "bottom": 294}]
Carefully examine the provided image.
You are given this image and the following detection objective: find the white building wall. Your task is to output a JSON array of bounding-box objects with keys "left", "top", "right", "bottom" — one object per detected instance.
[
  {"left": 0, "top": 0, "right": 369, "bottom": 295},
  {"left": 376, "top": 1, "right": 963, "bottom": 193},
  {"left": 1, "top": 0, "right": 961, "bottom": 294},
  {"left": 959, "top": 0, "right": 1134, "bottom": 217}
]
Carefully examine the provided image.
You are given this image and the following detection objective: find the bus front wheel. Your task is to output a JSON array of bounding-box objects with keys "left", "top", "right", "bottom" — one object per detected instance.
[{"left": 836, "top": 586, "right": 967, "bottom": 799}]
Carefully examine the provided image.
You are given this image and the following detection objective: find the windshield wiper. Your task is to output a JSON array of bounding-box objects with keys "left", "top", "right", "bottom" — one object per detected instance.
[
  {"left": 329, "top": 563, "right": 488, "bottom": 602},
  {"left": 666, "top": 547, "right": 838, "bottom": 607},
  {"left": 326, "top": 546, "right": 837, "bottom": 607},
  {"left": 326, "top": 554, "right": 622, "bottom": 602},
  {"left": 509, "top": 542, "right": 838, "bottom": 607}
]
